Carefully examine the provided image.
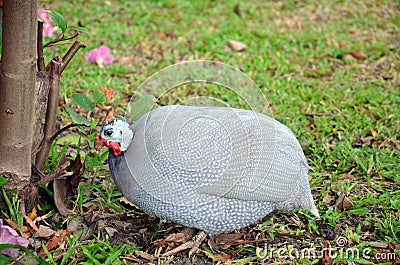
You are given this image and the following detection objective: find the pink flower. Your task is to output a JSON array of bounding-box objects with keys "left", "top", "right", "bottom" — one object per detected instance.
[
  {"left": 0, "top": 219, "right": 29, "bottom": 259},
  {"left": 86, "top": 46, "right": 115, "bottom": 67},
  {"left": 38, "top": 8, "right": 51, "bottom": 23},
  {"left": 43, "top": 23, "right": 56, "bottom": 38},
  {"left": 38, "top": 9, "right": 55, "bottom": 37}
]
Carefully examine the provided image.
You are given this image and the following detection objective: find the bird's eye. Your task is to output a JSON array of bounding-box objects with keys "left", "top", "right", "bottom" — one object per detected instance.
[{"left": 105, "top": 129, "right": 113, "bottom": 137}]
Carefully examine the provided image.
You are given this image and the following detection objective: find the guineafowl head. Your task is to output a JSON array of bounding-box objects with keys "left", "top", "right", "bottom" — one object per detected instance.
[{"left": 96, "top": 119, "right": 134, "bottom": 156}]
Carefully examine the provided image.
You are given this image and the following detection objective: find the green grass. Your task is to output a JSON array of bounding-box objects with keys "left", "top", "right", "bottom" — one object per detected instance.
[{"left": 2, "top": 0, "right": 399, "bottom": 263}]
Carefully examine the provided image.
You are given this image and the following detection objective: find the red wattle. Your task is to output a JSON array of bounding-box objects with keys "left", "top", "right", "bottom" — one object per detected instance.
[{"left": 108, "top": 141, "right": 122, "bottom": 156}]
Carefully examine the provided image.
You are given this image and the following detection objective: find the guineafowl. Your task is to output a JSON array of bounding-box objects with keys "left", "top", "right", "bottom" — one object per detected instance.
[{"left": 97, "top": 105, "right": 319, "bottom": 253}]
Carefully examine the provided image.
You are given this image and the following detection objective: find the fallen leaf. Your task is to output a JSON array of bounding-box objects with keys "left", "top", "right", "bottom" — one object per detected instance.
[
  {"left": 350, "top": 50, "right": 366, "bottom": 60},
  {"left": 233, "top": 4, "right": 241, "bottom": 17},
  {"left": 215, "top": 233, "right": 244, "bottom": 249},
  {"left": 154, "top": 228, "right": 196, "bottom": 248},
  {"left": 100, "top": 87, "right": 114, "bottom": 101},
  {"left": 342, "top": 54, "right": 355, "bottom": 61},
  {"left": 39, "top": 231, "right": 72, "bottom": 256},
  {"left": 53, "top": 155, "right": 82, "bottom": 216},
  {"left": 367, "top": 164, "right": 374, "bottom": 175},
  {"left": 228, "top": 40, "right": 247, "bottom": 52},
  {"left": 201, "top": 249, "right": 232, "bottom": 262},
  {"left": 289, "top": 215, "right": 305, "bottom": 228},
  {"left": 165, "top": 232, "right": 188, "bottom": 243},
  {"left": 104, "top": 109, "right": 115, "bottom": 125},
  {"left": 5, "top": 218, "right": 31, "bottom": 238},
  {"left": 334, "top": 193, "right": 353, "bottom": 212},
  {"left": 24, "top": 214, "right": 40, "bottom": 234},
  {"left": 67, "top": 216, "right": 84, "bottom": 235},
  {"left": 109, "top": 220, "right": 131, "bottom": 230},
  {"left": 28, "top": 207, "right": 37, "bottom": 220},
  {"left": 166, "top": 30, "right": 176, "bottom": 38},
  {"left": 5, "top": 219, "right": 19, "bottom": 231},
  {"left": 218, "top": 252, "right": 233, "bottom": 261},
  {"left": 357, "top": 136, "right": 374, "bottom": 147},
  {"left": 134, "top": 251, "right": 154, "bottom": 261},
  {"left": 157, "top": 32, "right": 166, "bottom": 39},
  {"left": 323, "top": 193, "right": 333, "bottom": 204},
  {"left": 37, "top": 225, "right": 56, "bottom": 238},
  {"left": 215, "top": 233, "right": 243, "bottom": 245},
  {"left": 153, "top": 232, "right": 188, "bottom": 247},
  {"left": 105, "top": 226, "right": 118, "bottom": 237},
  {"left": 82, "top": 201, "right": 101, "bottom": 211},
  {"left": 370, "top": 128, "right": 378, "bottom": 137}
]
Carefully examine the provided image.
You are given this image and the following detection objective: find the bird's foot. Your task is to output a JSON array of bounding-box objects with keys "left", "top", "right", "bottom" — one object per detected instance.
[{"left": 162, "top": 231, "right": 207, "bottom": 257}]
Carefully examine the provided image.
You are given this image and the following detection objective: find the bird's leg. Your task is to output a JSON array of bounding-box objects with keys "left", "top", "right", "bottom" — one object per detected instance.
[{"left": 162, "top": 231, "right": 207, "bottom": 257}]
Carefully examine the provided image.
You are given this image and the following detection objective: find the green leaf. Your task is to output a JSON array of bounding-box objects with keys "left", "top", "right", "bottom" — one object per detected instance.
[
  {"left": 80, "top": 244, "right": 102, "bottom": 265},
  {"left": 69, "top": 25, "right": 90, "bottom": 34},
  {"left": 39, "top": 183, "right": 54, "bottom": 197},
  {"left": 56, "top": 134, "right": 81, "bottom": 146},
  {"left": 93, "top": 90, "right": 106, "bottom": 104},
  {"left": 90, "top": 119, "right": 99, "bottom": 130},
  {"left": 65, "top": 106, "right": 91, "bottom": 126},
  {"left": 88, "top": 132, "right": 98, "bottom": 149},
  {"left": 115, "top": 114, "right": 124, "bottom": 120},
  {"left": 41, "top": 244, "right": 56, "bottom": 265},
  {"left": 0, "top": 244, "right": 51, "bottom": 265},
  {"left": 60, "top": 231, "right": 83, "bottom": 265},
  {"left": 348, "top": 208, "right": 370, "bottom": 215},
  {"left": 104, "top": 245, "right": 125, "bottom": 265},
  {"left": 72, "top": 93, "right": 94, "bottom": 111},
  {"left": 2, "top": 188, "right": 12, "bottom": 219},
  {"left": 49, "top": 11, "right": 67, "bottom": 34},
  {"left": 0, "top": 176, "right": 7, "bottom": 186},
  {"left": 128, "top": 95, "right": 155, "bottom": 121},
  {"left": 0, "top": 254, "right": 11, "bottom": 265}
]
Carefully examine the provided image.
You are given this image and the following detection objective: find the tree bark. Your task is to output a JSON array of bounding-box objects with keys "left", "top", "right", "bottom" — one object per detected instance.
[
  {"left": 0, "top": 1, "right": 37, "bottom": 190},
  {"left": 35, "top": 58, "right": 62, "bottom": 170},
  {"left": 31, "top": 72, "right": 50, "bottom": 164}
]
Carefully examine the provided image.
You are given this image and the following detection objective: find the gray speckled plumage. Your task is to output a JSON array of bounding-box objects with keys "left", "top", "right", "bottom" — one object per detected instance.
[{"left": 105, "top": 105, "right": 319, "bottom": 236}]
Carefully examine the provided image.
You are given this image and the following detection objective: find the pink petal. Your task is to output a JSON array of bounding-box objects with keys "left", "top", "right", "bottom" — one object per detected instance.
[
  {"left": 86, "top": 46, "right": 114, "bottom": 66},
  {"left": 38, "top": 8, "right": 51, "bottom": 23},
  {"left": 102, "top": 54, "right": 114, "bottom": 65},
  {"left": 0, "top": 219, "right": 29, "bottom": 258},
  {"left": 98, "top": 45, "right": 111, "bottom": 56},
  {"left": 43, "top": 23, "right": 55, "bottom": 37},
  {"left": 86, "top": 48, "right": 100, "bottom": 63},
  {"left": 1, "top": 249, "right": 19, "bottom": 259}
]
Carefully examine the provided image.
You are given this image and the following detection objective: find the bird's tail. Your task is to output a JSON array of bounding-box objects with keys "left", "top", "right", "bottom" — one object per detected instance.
[{"left": 296, "top": 164, "right": 320, "bottom": 218}]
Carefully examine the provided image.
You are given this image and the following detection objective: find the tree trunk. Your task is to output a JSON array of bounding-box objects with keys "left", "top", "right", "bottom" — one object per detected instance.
[
  {"left": 31, "top": 72, "right": 50, "bottom": 164},
  {"left": 0, "top": 1, "right": 37, "bottom": 192}
]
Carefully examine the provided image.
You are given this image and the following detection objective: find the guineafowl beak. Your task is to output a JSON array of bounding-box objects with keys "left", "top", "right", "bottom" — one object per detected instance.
[
  {"left": 94, "top": 133, "right": 106, "bottom": 149},
  {"left": 95, "top": 133, "right": 122, "bottom": 156}
]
